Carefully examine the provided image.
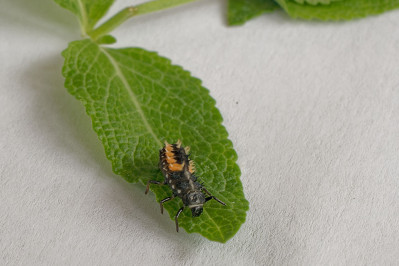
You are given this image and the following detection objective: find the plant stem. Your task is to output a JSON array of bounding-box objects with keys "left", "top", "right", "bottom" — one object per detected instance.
[
  {"left": 135, "top": 0, "right": 197, "bottom": 16},
  {"left": 89, "top": 0, "right": 197, "bottom": 41},
  {"left": 77, "top": 0, "right": 90, "bottom": 36},
  {"left": 89, "top": 7, "right": 137, "bottom": 40}
]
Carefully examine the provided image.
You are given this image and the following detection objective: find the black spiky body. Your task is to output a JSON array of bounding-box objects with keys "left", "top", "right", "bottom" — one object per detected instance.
[
  {"left": 159, "top": 141, "right": 203, "bottom": 207},
  {"left": 145, "top": 140, "right": 226, "bottom": 232}
]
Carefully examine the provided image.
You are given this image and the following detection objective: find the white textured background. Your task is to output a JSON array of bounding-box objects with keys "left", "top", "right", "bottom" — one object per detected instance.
[{"left": 1, "top": 0, "right": 399, "bottom": 265}]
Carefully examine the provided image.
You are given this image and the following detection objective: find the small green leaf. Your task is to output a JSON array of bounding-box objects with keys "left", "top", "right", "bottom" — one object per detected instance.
[
  {"left": 61, "top": 39, "right": 249, "bottom": 243},
  {"left": 275, "top": 0, "right": 399, "bottom": 20},
  {"left": 227, "top": 0, "right": 280, "bottom": 25},
  {"left": 96, "top": 35, "right": 117, "bottom": 45},
  {"left": 53, "top": 0, "right": 114, "bottom": 32}
]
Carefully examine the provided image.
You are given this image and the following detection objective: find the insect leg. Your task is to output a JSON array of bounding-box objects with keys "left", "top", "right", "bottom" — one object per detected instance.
[
  {"left": 203, "top": 188, "right": 226, "bottom": 206},
  {"left": 160, "top": 196, "right": 175, "bottom": 214},
  {"left": 202, "top": 187, "right": 212, "bottom": 196},
  {"left": 175, "top": 206, "right": 185, "bottom": 232},
  {"left": 205, "top": 196, "right": 226, "bottom": 206},
  {"left": 145, "top": 180, "right": 165, "bottom": 194}
]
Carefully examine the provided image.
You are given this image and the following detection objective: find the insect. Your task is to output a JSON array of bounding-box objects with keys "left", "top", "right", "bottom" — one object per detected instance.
[{"left": 145, "top": 140, "right": 226, "bottom": 232}]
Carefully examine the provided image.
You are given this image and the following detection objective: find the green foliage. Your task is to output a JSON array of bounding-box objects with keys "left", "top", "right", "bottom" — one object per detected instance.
[
  {"left": 228, "top": 0, "right": 280, "bottom": 25},
  {"left": 96, "top": 35, "right": 117, "bottom": 44},
  {"left": 228, "top": 0, "right": 399, "bottom": 24},
  {"left": 276, "top": 0, "right": 399, "bottom": 20},
  {"left": 61, "top": 39, "right": 249, "bottom": 242},
  {"left": 53, "top": 0, "right": 114, "bottom": 32}
]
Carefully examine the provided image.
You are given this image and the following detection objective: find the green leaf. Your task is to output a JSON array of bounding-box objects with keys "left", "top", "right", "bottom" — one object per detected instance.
[
  {"left": 53, "top": 0, "right": 114, "bottom": 32},
  {"left": 291, "top": 0, "right": 343, "bottom": 5},
  {"left": 96, "top": 35, "right": 117, "bottom": 45},
  {"left": 275, "top": 0, "right": 399, "bottom": 20},
  {"left": 227, "top": 0, "right": 280, "bottom": 25},
  {"left": 61, "top": 39, "right": 249, "bottom": 243}
]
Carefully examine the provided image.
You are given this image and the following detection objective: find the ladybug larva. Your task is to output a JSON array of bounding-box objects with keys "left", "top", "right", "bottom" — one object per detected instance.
[{"left": 145, "top": 140, "right": 226, "bottom": 232}]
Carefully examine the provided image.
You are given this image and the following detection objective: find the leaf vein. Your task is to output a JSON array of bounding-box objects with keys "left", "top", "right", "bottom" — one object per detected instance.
[{"left": 100, "top": 46, "right": 162, "bottom": 147}]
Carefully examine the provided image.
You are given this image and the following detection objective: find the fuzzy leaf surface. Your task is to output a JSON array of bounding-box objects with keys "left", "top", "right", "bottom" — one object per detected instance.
[
  {"left": 61, "top": 39, "right": 249, "bottom": 243},
  {"left": 54, "top": 0, "right": 114, "bottom": 31},
  {"left": 275, "top": 0, "right": 399, "bottom": 20},
  {"left": 227, "top": 0, "right": 280, "bottom": 25}
]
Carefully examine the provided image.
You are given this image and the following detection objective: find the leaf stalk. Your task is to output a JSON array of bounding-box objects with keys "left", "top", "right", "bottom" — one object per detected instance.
[
  {"left": 89, "top": 6, "right": 137, "bottom": 41},
  {"left": 89, "top": 0, "right": 197, "bottom": 41}
]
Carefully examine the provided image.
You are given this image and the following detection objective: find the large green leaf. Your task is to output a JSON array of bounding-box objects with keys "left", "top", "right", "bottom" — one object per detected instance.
[
  {"left": 275, "top": 0, "right": 399, "bottom": 20},
  {"left": 227, "top": 0, "right": 280, "bottom": 25},
  {"left": 61, "top": 39, "right": 249, "bottom": 243},
  {"left": 54, "top": 0, "right": 114, "bottom": 32}
]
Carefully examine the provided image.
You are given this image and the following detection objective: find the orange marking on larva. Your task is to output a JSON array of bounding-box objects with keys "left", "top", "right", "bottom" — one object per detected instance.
[
  {"left": 166, "top": 157, "right": 177, "bottom": 164},
  {"left": 189, "top": 165, "right": 194, "bottom": 173},
  {"left": 165, "top": 150, "right": 174, "bottom": 158},
  {"left": 169, "top": 163, "right": 184, "bottom": 172},
  {"left": 165, "top": 144, "right": 173, "bottom": 152}
]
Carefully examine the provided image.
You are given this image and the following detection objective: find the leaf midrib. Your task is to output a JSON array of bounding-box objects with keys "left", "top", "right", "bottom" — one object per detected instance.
[
  {"left": 99, "top": 46, "right": 162, "bottom": 147},
  {"left": 203, "top": 210, "right": 225, "bottom": 242}
]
